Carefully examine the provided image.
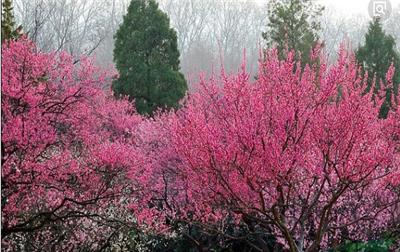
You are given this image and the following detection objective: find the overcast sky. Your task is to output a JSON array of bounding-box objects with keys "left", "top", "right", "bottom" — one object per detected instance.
[
  {"left": 251, "top": 0, "right": 400, "bottom": 18},
  {"left": 319, "top": 0, "right": 400, "bottom": 16}
]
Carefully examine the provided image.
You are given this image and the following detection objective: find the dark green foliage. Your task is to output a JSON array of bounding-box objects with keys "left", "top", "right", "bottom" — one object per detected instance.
[
  {"left": 1, "top": 0, "right": 21, "bottom": 42},
  {"left": 329, "top": 239, "right": 395, "bottom": 252},
  {"left": 130, "top": 221, "right": 283, "bottom": 252},
  {"left": 112, "top": 0, "right": 187, "bottom": 115},
  {"left": 1, "top": 0, "right": 15, "bottom": 41},
  {"left": 356, "top": 18, "right": 400, "bottom": 119},
  {"left": 262, "top": 0, "right": 324, "bottom": 65}
]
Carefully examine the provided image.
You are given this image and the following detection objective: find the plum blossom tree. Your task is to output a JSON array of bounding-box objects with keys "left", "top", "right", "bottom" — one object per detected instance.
[
  {"left": 1, "top": 39, "right": 144, "bottom": 251},
  {"left": 132, "top": 48, "right": 400, "bottom": 251},
  {"left": 3, "top": 39, "right": 400, "bottom": 251}
]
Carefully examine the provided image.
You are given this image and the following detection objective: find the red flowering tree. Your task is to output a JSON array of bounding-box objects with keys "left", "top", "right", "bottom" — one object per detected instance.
[
  {"left": 1, "top": 39, "right": 144, "bottom": 251},
  {"left": 134, "top": 48, "right": 400, "bottom": 251}
]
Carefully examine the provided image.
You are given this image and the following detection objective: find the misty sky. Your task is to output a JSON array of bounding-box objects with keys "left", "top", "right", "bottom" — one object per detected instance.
[
  {"left": 320, "top": 0, "right": 400, "bottom": 16},
  {"left": 251, "top": 0, "right": 400, "bottom": 17}
]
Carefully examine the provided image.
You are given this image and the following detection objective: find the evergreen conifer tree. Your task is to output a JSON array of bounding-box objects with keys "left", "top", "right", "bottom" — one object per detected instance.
[
  {"left": 262, "top": 0, "right": 324, "bottom": 65},
  {"left": 356, "top": 18, "right": 400, "bottom": 118},
  {"left": 113, "top": 0, "right": 187, "bottom": 115}
]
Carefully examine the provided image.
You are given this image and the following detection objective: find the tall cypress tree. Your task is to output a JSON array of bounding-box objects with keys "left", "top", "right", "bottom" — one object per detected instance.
[
  {"left": 356, "top": 18, "right": 400, "bottom": 118},
  {"left": 113, "top": 0, "right": 187, "bottom": 115},
  {"left": 262, "top": 0, "right": 324, "bottom": 65}
]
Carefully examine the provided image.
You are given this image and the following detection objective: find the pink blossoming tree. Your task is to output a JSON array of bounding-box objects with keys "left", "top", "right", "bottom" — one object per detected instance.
[
  {"left": 2, "top": 38, "right": 400, "bottom": 251},
  {"left": 1, "top": 39, "right": 144, "bottom": 251},
  {"left": 133, "top": 48, "right": 400, "bottom": 251}
]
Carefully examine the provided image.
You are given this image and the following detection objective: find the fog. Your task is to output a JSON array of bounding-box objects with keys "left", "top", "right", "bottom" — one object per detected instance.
[{"left": 14, "top": 0, "right": 400, "bottom": 89}]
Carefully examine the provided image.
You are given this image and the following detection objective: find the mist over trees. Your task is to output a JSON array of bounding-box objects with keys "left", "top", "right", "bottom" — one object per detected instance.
[{"left": 13, "top": 0, "right": 400, "bottom": 88}]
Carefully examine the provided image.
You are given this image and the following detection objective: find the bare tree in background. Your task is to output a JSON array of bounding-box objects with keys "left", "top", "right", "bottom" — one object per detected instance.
[
  {"left": 90, "top": 0, "right": 130, "bottom": 66},
  {"left": 159, "top": 0, "right": 211, "bottom": 56},
  {"left": 14, "top": 0, "right": 110, "bottom": 59},
  {"left": 208, "top": 0, "right": 266, "bottom": 74},
  {"left": 384, "top": 4, "right": 400, "bottom": 52},
  {"left": 319, "top": 8, "right": 348, "bottom": 61},
  {"left": 319, "top": 9, "right": 368, "bottom": 62},
  {"left": 159, "top": 0, "right": 266, "bottom": 85}
]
